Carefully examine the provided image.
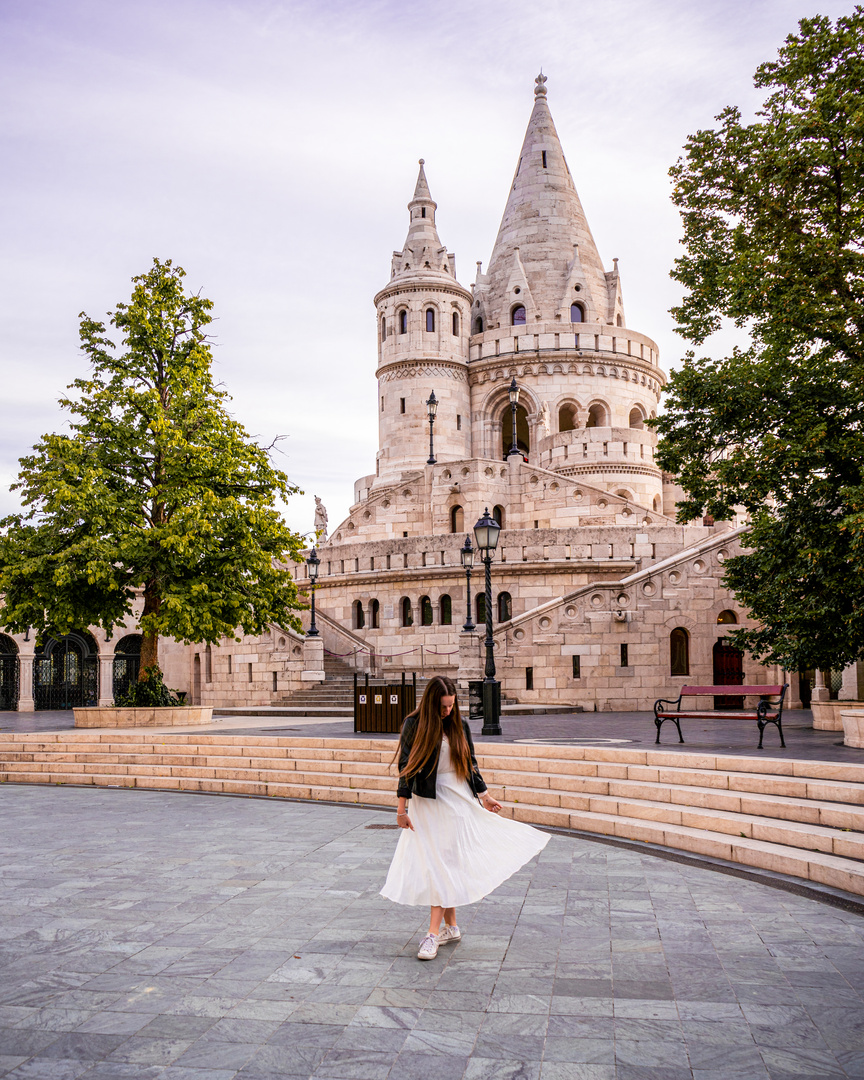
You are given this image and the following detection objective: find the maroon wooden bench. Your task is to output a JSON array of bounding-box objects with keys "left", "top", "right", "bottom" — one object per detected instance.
[{"left": 653, "top": 684, "right": 788, "bottom": 749}]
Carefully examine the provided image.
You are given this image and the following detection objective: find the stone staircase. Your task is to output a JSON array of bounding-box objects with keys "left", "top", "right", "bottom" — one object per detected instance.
[
  {"left": 1, "top": 733, "right": 863, "bottom": 897},
  {"left": 259, "top": 653, "right": 429, "bottom": 717}
]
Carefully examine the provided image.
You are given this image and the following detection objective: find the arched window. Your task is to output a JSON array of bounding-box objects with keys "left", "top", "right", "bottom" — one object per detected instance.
[
  {"left": 353, "top": 600, "right": 365, "bottom": 630},
  {"left": 380, "top": 317, "right": 386, "bottom": 341},
  {"left": 629, "top": 407, "right": 644, "bottom": 429},
  {"left": 475, "top": 317, "right": 484, "bottom": 334},
  {"left": 493, "top": 505, "right": 505, "bottom": 527},
  {"left": 502, "top": 403, "right": 530, "bottom": 458},
  {"left": 586, "top": 403, "right": 607, "bottom": 428},
  {"left": 204, "top": 644, "right": 212, "bottom": 682},
  {"left": 420, "top": 596, "right": 433, "bottom": 626},
  {"left": 401, "top": 597, "right": 413, "bottom": 627},
  {"left": 450, "top": 505, "right": 464, "bottom": 534},
  {"left": 559, "top": 404, "right": 577, "bottom": 432},
  {"left": 653, "top": 495, "right": 661, "bottom": 512},
  {"left": 0, "top": 634, "right": 19, "bottom": 711},
  {"left": 425, "top": 308, "right": 435, "bottom": 332},
  {"left": 617, "top": 314, "right": 623, "bottom": 327},
  {"left": 112, "top": 634, "right": 142, "bottom": 701},
  {"left": 511, "top": 305, "right": 526, "bottom": 325},
  {"left": 497, "top": 592, "right": 512, "bottom": 622},
  {"left": 717, "top": 610, "right": 738, "bottom": 624},
  {"left": 670, "top": 628, "right": 690, "bottom": 676},
  {"left": 399, "top": 310, "right": 407, "bottom": 334},
  {"left": 370, "top": 598, "right": 380, "bottom": 629},
  {"left": 440, "top": 595, "right": 452, "bottom": 625},
  {"left": 452, "top": 312, "right": 459, "bottom": 336},
  {"left": 570, "top": 303, "right": 584, "bottom": 323},
  {"left": 476, "top": 593, "right": 486, "bottom": 625}
]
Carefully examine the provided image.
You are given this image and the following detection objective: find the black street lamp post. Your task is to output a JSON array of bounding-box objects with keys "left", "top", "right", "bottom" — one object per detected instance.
[
  {"left": 473, "top": 508, "right": 502, "bottom": 736},
  {"left": 426, "top": 390, "right": 438, "bottom": 465},
  {"left": 306, "top": 547, "right": 320, "bottom": 637},
  {"left": 507, "top": 377, "right": 521, "bottom": 458},
  {"left": 460, "top": 534, "right": 475, "bottom": 632}
]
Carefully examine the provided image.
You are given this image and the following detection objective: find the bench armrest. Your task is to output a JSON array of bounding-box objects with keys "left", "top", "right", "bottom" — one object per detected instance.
[{"left": 654, "top": 696, "right": 682, "bottom": 715}]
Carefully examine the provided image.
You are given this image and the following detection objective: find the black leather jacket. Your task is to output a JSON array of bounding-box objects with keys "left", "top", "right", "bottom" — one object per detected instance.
[{"left": 396, "top": 715, "right": 487, "bottom": 800}]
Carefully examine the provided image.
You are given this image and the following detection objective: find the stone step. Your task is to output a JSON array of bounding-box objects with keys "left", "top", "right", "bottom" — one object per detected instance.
[
  {"left": 2, "top": 764, "right": 862, "bottom": 896},
  {"left": 4, "top": 752, "right": 864, "bottom": 843},
  {"left": 5, "top": 738, "right": 864, "bottom": 796},
  {"left": 7, "top": 748, "right": 864, "bottom": 820}
]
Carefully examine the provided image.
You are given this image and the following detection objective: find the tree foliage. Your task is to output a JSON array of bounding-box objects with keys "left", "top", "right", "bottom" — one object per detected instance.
[
  {"left": 0, "top": 259, "right": 306, "bottom": 676},
  {"left": 653, "top": 8, "right": 864, "bottom": 673}
]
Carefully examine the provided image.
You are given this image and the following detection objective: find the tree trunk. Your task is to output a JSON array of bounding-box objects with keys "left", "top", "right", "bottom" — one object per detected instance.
[{"left": 138, "top": 579, "right": 161, "bottom": 681}]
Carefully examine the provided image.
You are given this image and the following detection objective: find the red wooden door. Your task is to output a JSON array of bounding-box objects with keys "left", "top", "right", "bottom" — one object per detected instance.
[{"left": 713, "top": 638, "right": 744, "bottom": 709}]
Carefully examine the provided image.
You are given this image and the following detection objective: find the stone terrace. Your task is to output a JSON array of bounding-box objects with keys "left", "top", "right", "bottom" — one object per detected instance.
[{"left": 1, "top": 785, "right": 864, "bottom": 1080}]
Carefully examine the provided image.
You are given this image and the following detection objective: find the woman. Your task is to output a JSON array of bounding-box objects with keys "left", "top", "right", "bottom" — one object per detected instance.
[{"left": 380, "top": 675, "right": 549, "bottom": 960}]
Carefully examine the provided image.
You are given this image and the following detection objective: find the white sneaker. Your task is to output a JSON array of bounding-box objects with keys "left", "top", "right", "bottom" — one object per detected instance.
[
  {"left": 437, "top": 924, "right": 461, "bottom": 945},
  {"left": 417, "top": 933, "right": 439, "bottom": 960}
]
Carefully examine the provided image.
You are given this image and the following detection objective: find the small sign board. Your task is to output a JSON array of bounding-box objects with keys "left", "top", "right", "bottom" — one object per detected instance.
[
  {"left": 358, "top": 694, "right": 367, "bottom": 704},
  {"left": 374, "top": 694, "right": 383, "bottom": 704},
  {"left": 390, "top": 694, "right": 398, "bottom": 704}
]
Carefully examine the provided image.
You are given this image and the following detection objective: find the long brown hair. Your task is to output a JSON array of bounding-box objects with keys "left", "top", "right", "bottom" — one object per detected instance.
[{"left": 397, "top": 675, "right": 472, "bottom": 782}]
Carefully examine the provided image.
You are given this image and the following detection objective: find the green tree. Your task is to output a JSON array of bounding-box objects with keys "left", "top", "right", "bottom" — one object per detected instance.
[
  {"left": 653, "top": 8, "right": 864, "bottom": 674},
  {"left": 0, "top": 258, "right": 306, "bottom": 679}
]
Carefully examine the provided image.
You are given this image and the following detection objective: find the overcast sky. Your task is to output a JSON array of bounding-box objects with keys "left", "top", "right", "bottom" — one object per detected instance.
[{"left": 1, "top": 0, "right": 854, "bottom": 537}]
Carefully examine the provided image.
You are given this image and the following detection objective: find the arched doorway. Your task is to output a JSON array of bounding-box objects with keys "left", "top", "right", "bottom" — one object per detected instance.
[
  {"left": 713, "top": 637, "right": 744, "bottom": 709},
  {"left": 0, "top": 634, "right": 19, "bottom": 711},
  {"left": 113, "top": 635, "right": 142, "bottom": 701},
  {"left": 502, "top": 403, "right": 530, "bottom": 458},
  {"left": 34, "top": 632, "right": 98, "bottom": 710}
]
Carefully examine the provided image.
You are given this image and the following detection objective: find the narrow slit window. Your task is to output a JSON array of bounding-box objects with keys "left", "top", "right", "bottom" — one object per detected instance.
[
  {"left": 399, "top": 310, "right": 407, "bottom": 334},
  {"left": 425, "top": 309, "right": 435, "bottom": 332},
  {"left": 620, "top": 644, "right": 629, "bottom": 667},
  {"left": 541, "top": 151, "right": 547, "bottom": 168},
  {"left": 526, "top": 667, "right": 534, "bottom": 690},
  {"left": 456, "top": 414, "right": 462, "bottom": 431},
  {"left": 572, "top": 655, "right": 581, "bottom": 679},
  {"left": 400, "top": 398, "right": 406, "bottom": 414},
  {"left": 452, "top": 311, "right": 459, "bottom": 336}
]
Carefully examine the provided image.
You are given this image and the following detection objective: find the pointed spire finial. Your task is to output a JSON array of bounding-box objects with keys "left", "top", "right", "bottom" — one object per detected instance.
[{"left": 534, "top": 71, "right": 547, "bottom": 98}]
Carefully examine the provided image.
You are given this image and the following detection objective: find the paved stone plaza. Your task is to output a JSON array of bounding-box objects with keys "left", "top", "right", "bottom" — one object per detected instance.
[{"left": 1, "top": 785, "right": 864, "bottom": 1079}]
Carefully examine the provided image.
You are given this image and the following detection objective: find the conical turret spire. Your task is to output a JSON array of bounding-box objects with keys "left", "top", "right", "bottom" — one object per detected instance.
[
  {"left": 476, "top": 74, "right": 615, "bottom": 327},
  {"left": 390, "top": 159, "right": 458, "bottom": 281}
]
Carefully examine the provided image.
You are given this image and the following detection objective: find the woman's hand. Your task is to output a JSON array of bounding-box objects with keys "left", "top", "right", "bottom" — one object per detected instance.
[
  {"left": 396, "top": 812, "right": 414, "bottom": 830},
  {"left": 480, "top": 793, "right": 502, "bottom": 814}
]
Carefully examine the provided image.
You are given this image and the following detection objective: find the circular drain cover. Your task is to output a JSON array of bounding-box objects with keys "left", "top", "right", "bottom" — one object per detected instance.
[{"left": 515, "top": 737, "right": 634, "bottom": 746}]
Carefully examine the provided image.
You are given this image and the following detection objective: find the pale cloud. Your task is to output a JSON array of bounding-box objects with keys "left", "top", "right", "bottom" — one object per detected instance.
[{"left": 0, "top": 0, "right": 851, "bottom": 534}]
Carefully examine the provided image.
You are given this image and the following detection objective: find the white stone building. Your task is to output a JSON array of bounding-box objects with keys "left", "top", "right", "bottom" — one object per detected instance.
[{"left": 4, "top": 74, "right": 846, "bottom": 714}]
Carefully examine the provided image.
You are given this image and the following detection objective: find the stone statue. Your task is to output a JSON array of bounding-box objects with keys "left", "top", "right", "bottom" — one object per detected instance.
[
  {"left": 541, "top": 400, "right": 552, "bottom": 437},
  {"left": 314, "top": 496, "right": 328, "bottom": 541}
]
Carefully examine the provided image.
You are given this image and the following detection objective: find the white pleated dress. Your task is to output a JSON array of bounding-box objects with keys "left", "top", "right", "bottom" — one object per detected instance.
[{"left": 380, "top": 736, "right": 550, "bottom": 908}]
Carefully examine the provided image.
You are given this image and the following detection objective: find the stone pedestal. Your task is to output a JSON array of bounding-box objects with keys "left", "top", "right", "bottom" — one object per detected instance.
[
  {"left": 457, "top": 632, "right": 484, "bottom": 695},
  {"left": 302, "top": 636, "right": 325, "bottom": 682},
  {"left": 17, "top": 653, "right": 35, "bottom": 712},
  {"left": 840, "top": 662, "right": 859, "bottom": 701},
  {"left": 811, "top": 669, "right": 831, "bottom": 703},
  {"left": 98, "top": 655, "right": 115, "bottom": 707},
  {"left": 840, "top": 709, "right": 864, "bottom": 748}
]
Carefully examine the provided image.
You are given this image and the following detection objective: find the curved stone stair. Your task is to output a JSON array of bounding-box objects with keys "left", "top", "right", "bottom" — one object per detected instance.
[{"left": 1, "top": 733, "right": 863, "bottom": 897}]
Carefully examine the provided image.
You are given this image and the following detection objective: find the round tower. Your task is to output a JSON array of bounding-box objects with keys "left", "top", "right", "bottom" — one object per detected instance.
[
  {"left": 373, "top": 161, "right": 473, "bottom": 483},
  {"left": 469, "top": 75, "right": 666, "bottom": 511}
]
